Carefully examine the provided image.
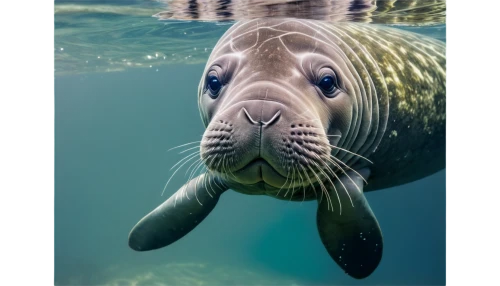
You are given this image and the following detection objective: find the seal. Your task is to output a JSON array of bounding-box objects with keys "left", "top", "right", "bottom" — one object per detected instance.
[{"left": 128, "top": 18, "right": 445, "bottom": 279}]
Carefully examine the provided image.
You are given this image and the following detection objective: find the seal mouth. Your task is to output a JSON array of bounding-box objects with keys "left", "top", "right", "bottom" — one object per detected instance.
[
  {"left": 230, "top": 157, "right": 289, "bottom": 187},
  {"left": 235, "top": 158, "right": 282, "bottom": 176}
]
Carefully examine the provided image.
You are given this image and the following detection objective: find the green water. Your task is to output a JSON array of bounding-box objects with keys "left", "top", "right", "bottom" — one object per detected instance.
[{"left": 55, "top": 1, "right": 446, "bottom": 285}]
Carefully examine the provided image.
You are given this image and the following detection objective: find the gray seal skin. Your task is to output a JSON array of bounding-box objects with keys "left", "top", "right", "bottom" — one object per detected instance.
[{"left": 129, "top": 18, "right": 445, "bottom": 279}]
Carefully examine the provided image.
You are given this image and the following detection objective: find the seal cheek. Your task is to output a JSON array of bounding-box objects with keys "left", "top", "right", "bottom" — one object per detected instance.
[{"left": 324, "top": 92, "right": 354, "bottom": 136}]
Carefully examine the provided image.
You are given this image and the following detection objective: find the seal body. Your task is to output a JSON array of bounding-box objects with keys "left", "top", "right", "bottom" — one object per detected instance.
[{"left": 129, "top": 18, "right": 445, "bottom": 280}]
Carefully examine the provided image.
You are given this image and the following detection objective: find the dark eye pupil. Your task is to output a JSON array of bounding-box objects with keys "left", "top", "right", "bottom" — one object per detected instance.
[
  {"left": 208, "top": 76, "right": 222, "bottom": 93},
  {"left": 318, "top": 76, "right": 335, "bottom": 92}
]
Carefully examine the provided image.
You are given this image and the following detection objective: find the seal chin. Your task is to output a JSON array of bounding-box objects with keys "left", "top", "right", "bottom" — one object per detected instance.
[{"left": 230, "top": 158, "right": 289, "bottom": 188}]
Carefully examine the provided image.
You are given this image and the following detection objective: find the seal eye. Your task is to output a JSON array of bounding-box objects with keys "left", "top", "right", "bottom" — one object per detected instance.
[
  {"left": 207, "top": 75, "right": 222, "bottom": 97},
  {"left": 317, "top": 75, "right": 337, "bottom": 95}
]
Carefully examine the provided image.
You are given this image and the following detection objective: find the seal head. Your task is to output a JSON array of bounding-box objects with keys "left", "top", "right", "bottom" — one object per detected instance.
[{"left": 198, "top": 20, "right": 379, "bottom": 196}]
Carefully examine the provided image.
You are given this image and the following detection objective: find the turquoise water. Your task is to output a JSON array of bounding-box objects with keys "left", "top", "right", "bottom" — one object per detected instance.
[{"left": 55, "top": 1, "right": 446, "bottom": 285}]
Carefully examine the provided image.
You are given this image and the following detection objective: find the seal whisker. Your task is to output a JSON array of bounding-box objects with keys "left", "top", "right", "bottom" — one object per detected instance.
[
  {"left": 200, "top": 154, "right": 221, "bottom": 196},
  {"left": 211, "top": 151, "right": 224, "bottom": 172},
  {"left": 226, "top": 155, "right": 238, "bottom": 179},
  {"left": 294, "top": 165, "right": 306, "bottom": 204},
  {"left": 191, "top": 160, "right": 210, "bottom": 202},
  {"left": 193, "top": 174, "right": 203, "bottom": 206},
  {"left": 309, "top": 152, "right": 356, "bottom": 206},
  {"left": 167, "top": 141, "right": 201, "bottom": 152},
  {"left": 202, "top": 171, "right": 214, "bottom": 198},
  {"left": 284, "top": 166, "right": 296, "bottom": 198},
  {"left": 206, "top": 166, "right": 223, "bottom": 193},
  {"left": 308, "top": 164, "right": 333, "bottom": 212},
  {"left": 299, "top": 163, "right": 318, "bottom": 200},
  {"left": 217, "top": 155, "right": 231, "bottom": 182},
  {"left": 200, "top": 172, "right": 210, "bottom": 199},
  {"left": 276, "top": 165, "right": 291, "bottom": 198},
  {"left": 329, "top": 155, "right": 369, "bottom": 185},
  {"left": 184, "top": 157, "right": 202, "bottom": 177},
  {"left": 298, "top": 166, "right": 310, "bottom": 204},
  {"left": 291, "top": 165, "right": 302, "bottom": 201},
  {"left": 189, "top": 160, "right": 206, "bottom": 183},
  {"left": 328, "top": 144, "right": 374, "bottom": 164},
  {"left": 205, "top": 150, "right": 219, "bottom": 171},
  {"left": 318, "top": 157, "right": 355, "bottom": 209},
  {"left": 221, "top": 154, "right": 229, "bottom": 178},
  {"left": 203, "top": 155, "right": 223, "bottom": 192},
  {"left": 284, "top": 165, "right": 295, "bottom": 198},
  {"left": 162, "top": 154, "right": 200, "bottom": 197},
  {"left": 169, "top": 151, "right": 199, "bottom": 171},
  {"left": 310, "top": 160, "right": 340, "bottom": 212},
  {"left": 287, "top": 166, "right": 298, "bottom": 201},
  {"left": 178, "top": 145, "right": 200, "bottom": 154},
  {"left": 184, "top": 160, "right": 206, "bottom": 200},
  {"left": 203, "top": 161, "right": 217, "bottom": 197}
]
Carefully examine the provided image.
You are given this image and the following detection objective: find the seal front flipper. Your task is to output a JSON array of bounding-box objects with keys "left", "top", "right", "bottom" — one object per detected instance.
[
  {"left": 316, "top": 169, "right": 383, "bottom": 279},
  {"left": 128, "top": 174, "right": 228, "bottom": 251}
]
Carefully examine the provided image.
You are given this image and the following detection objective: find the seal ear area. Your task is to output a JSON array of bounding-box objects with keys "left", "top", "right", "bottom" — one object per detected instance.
[
  {"left": 316, "top": 169, "right": 383, "bottom": 279},
  {"left": 128, "top": 174, "right": 228, "bottom": 251}
]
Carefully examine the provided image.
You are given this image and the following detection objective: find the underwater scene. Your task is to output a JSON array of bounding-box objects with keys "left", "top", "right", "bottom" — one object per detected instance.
[{"left": 55, "top": 1, "right": 446, "bottom": 285}]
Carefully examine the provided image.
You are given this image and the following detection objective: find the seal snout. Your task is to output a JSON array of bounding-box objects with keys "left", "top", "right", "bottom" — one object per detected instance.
[{"left": 200, "top": 97, "right": 333, "bottom": 189}]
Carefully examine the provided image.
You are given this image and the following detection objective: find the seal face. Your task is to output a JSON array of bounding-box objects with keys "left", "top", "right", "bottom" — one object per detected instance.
[
  {"left": 198, "top": 19, "right": 388, "bottom": 198},
  {"left": 129, "top": 18, "right": 446, "bottom": 280}
]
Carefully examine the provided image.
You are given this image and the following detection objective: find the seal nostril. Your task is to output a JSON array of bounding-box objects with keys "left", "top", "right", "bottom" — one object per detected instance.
[
  {"left": 299, "top": 124, "right": 303, "bottom": 127},
  {"left": 262, "top": 110, "right": 281, "bottom": 126},
  {"left": 291, "top": 131, "right": 295, "bottom": 135},
  {"left": 242, "top": 107, "right": 259, "bottom": 125}
]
